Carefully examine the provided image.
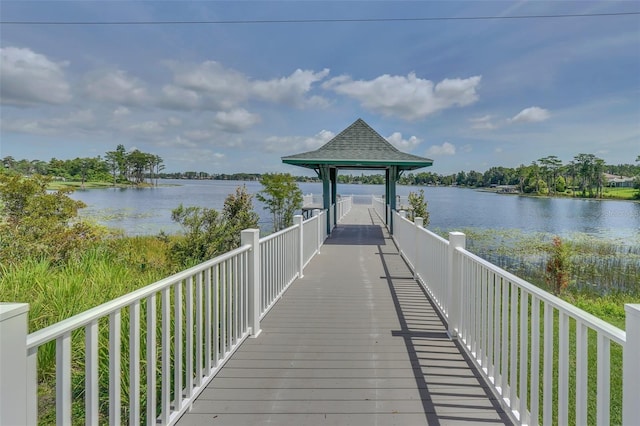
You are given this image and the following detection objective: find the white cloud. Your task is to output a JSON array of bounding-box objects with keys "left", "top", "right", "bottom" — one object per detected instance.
[
  {"left": 0, "top": 46, "right": 71, "bottom": 106},
  {"left": 426, "top": 142, "right": 456, "bottom": 156},
  {"left": 127, "top": 120, "right": 164, "bottom": 134},
  {"left": 386, "top": 132, "right": 421, "bottom": 151},
  {"left": 169, "top": 61, "right": 249, "bottom": 109},
  {"left": 84, "top": 69, "right": 148, "bottom": 105},
  {"left": 214, "top": 108, "right": 261, "bottom": 133},
  {"left": 181, "top": 129, "right": 245, "bottom": 148},
  {"left": 166, "top": 116, "right": 182, "bottom": 126},
  {"left": 167, "top": 62, "right": 330, "bottom": 110},
  {"left": 324, "top": 72, "right": 481, "bottom": 121},
  {"left": 183, "top": 129, "right": 214, "bottom": 141},
  {"left": 469, "top": 115, "right": 498, "bottom": 130},
  {"left": 113, "top": 106, "right": 130, "bottom": 117},
  {"left": 264, "top": 130, "right": 335, "bottom": 153},
  {"left": 159, "top": 85, "right": 201, "bottom": 110},
  {"left": 510, "top": 106, "right": 551, "bottom": 123},
  {"left": 172, "top": 149, "right": 226, "bottom": 165},
  {"left": 2, "top": 109, "right": 95, "bottom": 135},
  {"left": 252, "top": 68, "right": 330, "bottom": 107}
]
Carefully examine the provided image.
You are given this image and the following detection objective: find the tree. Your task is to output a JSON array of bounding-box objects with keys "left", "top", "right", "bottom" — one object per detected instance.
[
  {"left": 220, "top": 185, "right": 260, "bottom": 249},
  {"left": 538, "top": 156, "right": 562, "bottom": 195},
  {"left": 170, "top": 205, "right": 224, "bottom": 266},
  {"left": 105, "top": 151, "right": 119, "bottom": 186},
  {"left": 0, "top": 174, "right": 101, "bottom": 264},
  {"left": 170, "top": 186, "right": 260, "bottom": 266},
  {"left": 555, "top": 175, "right": 566, "bottom": 193},
  {"left": 407, "top": 189, "right": 429, "bottom": 225},
  {"left": 256, "top": 173, "right": 303, "bottom": 232}
]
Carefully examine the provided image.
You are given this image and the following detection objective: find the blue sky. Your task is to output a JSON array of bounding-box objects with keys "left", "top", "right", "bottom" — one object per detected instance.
[{"left": 1, "top": 1, "right": 639, "bottom": 176}]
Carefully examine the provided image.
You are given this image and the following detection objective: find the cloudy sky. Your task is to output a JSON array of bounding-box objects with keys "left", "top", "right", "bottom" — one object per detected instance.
[{"left": 1, "top": 1, "right": 638, "bottom": 175}]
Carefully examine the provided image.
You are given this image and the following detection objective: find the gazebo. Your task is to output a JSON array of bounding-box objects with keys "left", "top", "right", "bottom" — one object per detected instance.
[{"left": 282, "top": 118, "right": 433, "bottom": 233}]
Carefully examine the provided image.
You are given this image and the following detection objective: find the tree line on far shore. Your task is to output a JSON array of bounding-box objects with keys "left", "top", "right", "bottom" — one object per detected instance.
[
  {"left": 1, "top": 144, "right": 164, "bottom": 186},
  {"left": 3, "top": 151, "right": 639, "bottom": 198}
]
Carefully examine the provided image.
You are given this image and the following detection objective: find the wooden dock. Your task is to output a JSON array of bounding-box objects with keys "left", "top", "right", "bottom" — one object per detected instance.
[{"left": 176, "top": 205, "right": 511, "bottom": 425}]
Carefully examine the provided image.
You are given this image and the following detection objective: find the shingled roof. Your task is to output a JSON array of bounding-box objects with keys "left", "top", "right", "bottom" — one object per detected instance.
[{"left": 281, "top": 118, "right": 433, "bottom": 170}]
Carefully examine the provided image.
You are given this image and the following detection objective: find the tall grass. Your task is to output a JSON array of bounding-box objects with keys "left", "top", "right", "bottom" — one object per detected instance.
[
  {"left": 0, "top": 236, "right": 175, "bottom": 332},
  {"left": 0, "top": 236, "right": 176, "bottom": 424}
]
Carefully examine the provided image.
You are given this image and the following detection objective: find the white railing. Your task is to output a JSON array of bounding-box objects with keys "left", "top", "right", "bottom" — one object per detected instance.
[
  {"left": 390, "top": 210, "right": 640, "bottom": 426},
  {"left": 2, "top": 212, "right": 330, "bottom": 425},
  {"left": 302, "top": 210, "right": 326, "bottom": 268},
  {"left": 372, "top": 196, "right": 386, "bottom": 224},
  {"left": 302, "top": 193, "right": 314, "bottom": 207},
  {"left": 329, "top": 203, "right": 335, "bottom": 231},
  {"left": 336, "top": 196, "right": 353, "bottom": 221},
  {"left": 259, "top": 222, "right": 300, "bottom": 318}
]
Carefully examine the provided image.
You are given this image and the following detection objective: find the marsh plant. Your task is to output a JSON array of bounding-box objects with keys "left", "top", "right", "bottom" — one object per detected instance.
[
  {"left": 546, "top": 236, "right": 571, "bottom": 295},
  {"left": 438, "top": 227, "right": 640, "bottom": 297}
]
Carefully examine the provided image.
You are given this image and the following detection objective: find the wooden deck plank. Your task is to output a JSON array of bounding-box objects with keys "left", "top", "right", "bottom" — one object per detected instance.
[{"left": 175, "top": 205, "right": 511, "bottom": 426}]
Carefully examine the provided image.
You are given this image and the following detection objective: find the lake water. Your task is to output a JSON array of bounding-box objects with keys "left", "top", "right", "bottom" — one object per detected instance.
[{"left": 69, "top": 179, "right": 640, "bottom": 246}]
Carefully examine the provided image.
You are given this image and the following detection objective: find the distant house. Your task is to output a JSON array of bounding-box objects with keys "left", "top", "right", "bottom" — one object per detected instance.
[{"left": 604, "top": 173, "right": 635, "bottom": 188}]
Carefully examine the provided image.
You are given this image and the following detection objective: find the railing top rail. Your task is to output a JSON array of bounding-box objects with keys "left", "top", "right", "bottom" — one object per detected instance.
[
  {"left": 418, "top": 224, "right": 448, "bottom": 245},
  {"left": 456, "top": 246, "right": 626, "bottom": 345},
  {"left": 27, "top": 244, "right": 252, "bottom": 349},
  {"left": 302, "top": 210, "right": 324, "bottom": 225},
  {"left": 259, "top": 222, "right": 300, "bottom": 243}
]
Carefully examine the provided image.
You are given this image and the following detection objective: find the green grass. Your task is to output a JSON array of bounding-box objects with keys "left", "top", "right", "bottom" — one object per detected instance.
[{"left": 601, "top": 187, "right": 638, "bottom": 201}]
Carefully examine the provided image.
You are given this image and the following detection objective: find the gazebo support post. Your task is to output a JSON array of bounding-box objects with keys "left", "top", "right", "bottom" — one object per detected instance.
[
  {"left": 389, "top": 165, "right": 397, "bottom": 234},
  {"left": 330, "top": 168, "right": 337, "bottom": 230},
  {"left": 385, "top": 169, "right": 390, "bottom": 226},
  {"left": 320, "top": 165, "right": 331, "bottom": 235}
]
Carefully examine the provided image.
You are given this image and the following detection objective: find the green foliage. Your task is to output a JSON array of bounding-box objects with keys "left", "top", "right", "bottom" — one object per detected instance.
[
  {"left": 546, "top": 236, "right": 571, "bottom": 294},
  {"left": 170, "top": 186, "right": 259, "bottom": 266},
  {"left": 169, "top": 205, "right": 224, "bottom": 266},
  {"left": 555, "top": 175, "right": 566, "bottom": 192},
  {"left": 256, "top": 173, "right": 303, "bottom": 232},
  {"left": 407, "top": 189, "right": 429, "bottom": 225},
  {"left": 0, "top": 174, "right": 103, "bottom": 265},
  {"left": 220, "top": 185, "right": 260, "bottom": 249}
]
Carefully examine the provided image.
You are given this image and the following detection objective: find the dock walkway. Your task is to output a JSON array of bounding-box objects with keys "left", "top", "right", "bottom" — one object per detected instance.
[{"left": 176, "top": 205, "right": 510, "bottom": 425}]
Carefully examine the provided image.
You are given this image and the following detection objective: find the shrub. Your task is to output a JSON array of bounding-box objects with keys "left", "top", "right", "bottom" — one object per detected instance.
[
  {"left": 0, "top": 174, "right": 103, "bottom": 265},
  {"left": 256, "top": 173, "right": 303, "bottom": 232},
  {"left": 546, "top": 236, "right": 571, "bottom": 295},
  {"left": 407, "top": 189, "right": 430, "bottom": 225}
]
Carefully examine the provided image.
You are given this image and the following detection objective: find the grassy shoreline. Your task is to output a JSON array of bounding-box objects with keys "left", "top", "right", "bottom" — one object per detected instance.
[{"left": 479, "top": 185, "right": 639, "bottom": 201}]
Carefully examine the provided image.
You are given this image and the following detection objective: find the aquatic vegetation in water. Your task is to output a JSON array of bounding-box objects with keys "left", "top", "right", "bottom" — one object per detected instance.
[{"left": 433, "top": 227, "right": 640, "bottom": 295}]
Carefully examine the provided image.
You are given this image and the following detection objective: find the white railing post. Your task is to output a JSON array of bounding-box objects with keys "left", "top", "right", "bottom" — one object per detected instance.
[
  {"left": 294, "top": 215, "right": 304, "bottom": 278},
  {"left": 623, "top": 304, "right": 640, "bottom": 425},
  {"left": 313, "top": 209, "right": 322, "bottom": 251},
  {"left": 1, "top": 303, "right": 29, "bottom": 426},
  {"left": 447, "top": 232, "right": 466, "bottom": 338},
  {"left": 414, "top": 218, "right": 424, "bottom": 281},
  {"left": 241, "top": 229, "right": 261, "bottom": 337}
]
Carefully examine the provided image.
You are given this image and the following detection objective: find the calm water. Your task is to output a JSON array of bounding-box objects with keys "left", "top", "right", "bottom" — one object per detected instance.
[{"left": 70, "top": 180, "right": 640, "bottom": 245}]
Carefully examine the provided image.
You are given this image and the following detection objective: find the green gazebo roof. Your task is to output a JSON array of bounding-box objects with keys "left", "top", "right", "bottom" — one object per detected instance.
[{"left": 281, "top": 118, "right": 433, "bottom": 171}]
